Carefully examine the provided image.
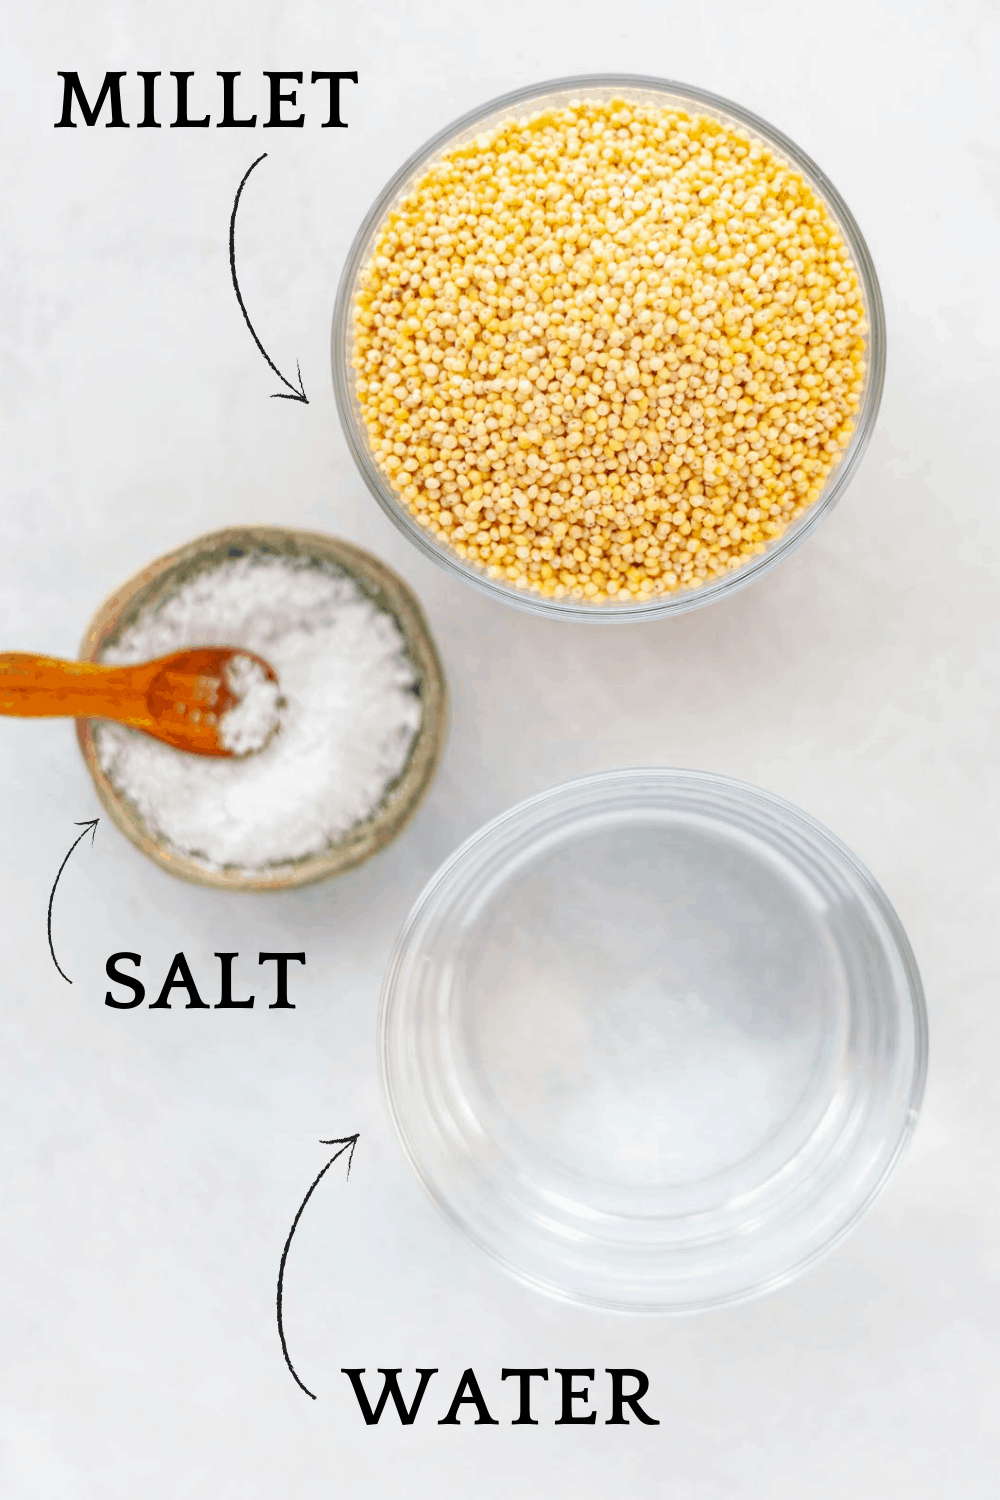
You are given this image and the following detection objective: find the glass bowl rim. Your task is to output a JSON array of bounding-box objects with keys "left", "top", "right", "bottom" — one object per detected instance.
[
  {"left": 379, "top": 765, "right": 928, "bottom": 1313},
  {"left": 333, "top": 73, "right": 886, "bottom": 625}
]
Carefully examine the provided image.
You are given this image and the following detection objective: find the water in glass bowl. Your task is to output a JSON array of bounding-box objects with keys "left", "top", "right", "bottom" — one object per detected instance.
[{"left": 381, "top": 770, "right": 925, "bottom": 1312}]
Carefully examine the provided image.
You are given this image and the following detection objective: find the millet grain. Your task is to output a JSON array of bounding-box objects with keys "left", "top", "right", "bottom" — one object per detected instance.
[{"left": 353, "top": 98, "right": 866, "bottom": 603}]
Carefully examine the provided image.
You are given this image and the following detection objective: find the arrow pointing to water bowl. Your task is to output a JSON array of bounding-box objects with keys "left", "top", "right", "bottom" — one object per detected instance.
[{"left": 277, "top": 1133, "right": 359, "bottom": 1399}]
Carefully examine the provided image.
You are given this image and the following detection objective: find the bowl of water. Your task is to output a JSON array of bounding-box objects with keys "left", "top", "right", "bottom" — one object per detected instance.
[{"left": 380, "top": 768, "right": 926, "bottom": 1311}]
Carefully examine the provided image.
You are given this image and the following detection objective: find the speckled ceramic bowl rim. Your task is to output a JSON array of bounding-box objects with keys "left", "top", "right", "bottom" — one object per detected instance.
[
  {"left": 332, "top": 72, "right": 886, "bottom": 622},
  {"left": 76, "top": 525, "right": 448, "bottom": 891}
]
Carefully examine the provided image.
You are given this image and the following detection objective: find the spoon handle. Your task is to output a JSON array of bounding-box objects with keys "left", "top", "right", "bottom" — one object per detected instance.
[{"left": 0, "top": 653, "right": 155, "bottom": 726}]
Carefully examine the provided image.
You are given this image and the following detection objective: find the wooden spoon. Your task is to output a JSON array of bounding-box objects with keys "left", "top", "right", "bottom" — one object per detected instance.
[{"left": 0, "top": 648, "right": 281, "bottom": 757}]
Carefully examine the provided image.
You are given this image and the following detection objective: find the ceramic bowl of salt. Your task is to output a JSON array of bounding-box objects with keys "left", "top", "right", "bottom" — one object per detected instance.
[{"left": 77, "top": 526, "right": 447, "bottom": 891}]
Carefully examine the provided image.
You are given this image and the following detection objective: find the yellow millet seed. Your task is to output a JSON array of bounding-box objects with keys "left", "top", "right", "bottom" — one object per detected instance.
[{"left": 353, "top": 98, "right": 867, "bottom": 604}]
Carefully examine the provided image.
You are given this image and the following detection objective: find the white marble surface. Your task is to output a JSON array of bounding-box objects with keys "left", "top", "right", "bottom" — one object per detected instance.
[{"left": 2, "top": 1, "right": 998, "bottom": 1495}]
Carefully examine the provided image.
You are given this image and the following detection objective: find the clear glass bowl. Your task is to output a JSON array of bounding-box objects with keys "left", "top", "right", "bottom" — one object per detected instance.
[
  {"left": 333, "top": 75, "right": 886, "bottom": 623},
  {"left": 380, "top": 769, "right": 926, "bottom": 1312}
]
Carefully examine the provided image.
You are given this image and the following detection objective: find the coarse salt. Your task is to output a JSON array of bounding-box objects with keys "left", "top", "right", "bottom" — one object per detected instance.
[
  {"left": 95, "top": 554, "right": 422, "bottom": 871},
  {"left": 219, "top": 653, "right": 283, "bottom": 756}
]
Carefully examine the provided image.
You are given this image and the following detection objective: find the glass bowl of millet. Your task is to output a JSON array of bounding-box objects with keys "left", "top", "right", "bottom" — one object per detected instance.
[{"left": 333, "top": 74, "right": 885, "bottom": 622}]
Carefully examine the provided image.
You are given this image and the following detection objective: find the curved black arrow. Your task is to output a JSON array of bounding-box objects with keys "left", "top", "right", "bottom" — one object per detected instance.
[
  {"left": 277, "top": 1133, "right": 358, "bottom": 1399},
  {"left": 47, "top": 818, "right": 98, "bottom": 984},
  {"left": 229, "top": 152, "right": 308, "bottom": 403}
]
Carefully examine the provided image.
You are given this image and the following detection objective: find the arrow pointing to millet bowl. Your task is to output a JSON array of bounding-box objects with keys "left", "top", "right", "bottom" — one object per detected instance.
[{"left": 229, "top": 152, "right": 308, "bottom": 403}]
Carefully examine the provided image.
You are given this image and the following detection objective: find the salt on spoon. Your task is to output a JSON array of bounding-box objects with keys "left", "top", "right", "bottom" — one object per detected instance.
[
  {"left": 93, "top": 554, "right": 424, "bottom": 873},
  {"left": 0, "top": 647, "right": 283, "bottom": 757}
]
